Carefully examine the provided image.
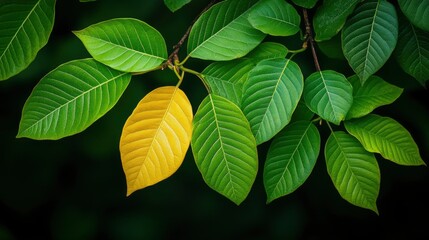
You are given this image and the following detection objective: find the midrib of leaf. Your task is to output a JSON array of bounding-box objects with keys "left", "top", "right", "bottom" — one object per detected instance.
[
  {"left": 363, "top": 2, "right": 380, "bottom": 78},
  {"left": 20, "top": 72, "right": 129, "bottom": 135},
  {"left": 320, "top": 72, "right": 337, "bottom": 117},
  {"left": 261, "top": 15, "right": 299, "bottom": 28},
  {"left": 411, "top": 24, "right": 424, "bottom": 72}
]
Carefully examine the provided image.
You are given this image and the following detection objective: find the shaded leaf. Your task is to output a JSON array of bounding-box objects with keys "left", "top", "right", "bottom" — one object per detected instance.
[
  {"left": 291, "top": 0, "right": 318, "bottom": 8},
  {"left": 164, "top": 0, "right": 191, "bottom": 12},
  {"left": 244, "top": 41, "right": 288, "bottom": 61},
  {"left": 291, "top": 100, "right": 314, "bottom": 122},
  {"left": 120, "top": 86, "right": 193, "bottom": 196},
  {"left": 398, "top": 0, "right": 429, "bottom": 31}
]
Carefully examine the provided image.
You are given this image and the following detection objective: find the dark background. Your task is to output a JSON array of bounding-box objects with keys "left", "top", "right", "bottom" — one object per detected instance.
[{"left": 1, "top": 0, "right": 428, "bottom": 239}]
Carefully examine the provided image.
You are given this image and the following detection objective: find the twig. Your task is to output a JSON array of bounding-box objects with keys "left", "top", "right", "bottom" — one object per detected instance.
[{"left": 303, "top": 9, "right": 321, "bottom": 72}]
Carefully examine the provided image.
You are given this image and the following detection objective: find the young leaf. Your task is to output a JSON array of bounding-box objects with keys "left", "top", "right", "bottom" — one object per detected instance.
[
  {"left": 264, "top": 121, "right": 320, "bottom": 203},
  {"left": 303, "top": 70, "right": 353, "bottom": 125},
  {"left": 342, "top": 0, "right": 398, "bottom": 84},
  {"left": 164, "top": 0, "right": 191, "bottom": 12},
  {"left": 395, "top": 17, "right": 429, "bottom": 85},
  {"left": 397, "top": 0, "right": 429, "bottom": 32},
  {"left": 313, "top": 0, "right": 360, "bottom": 41},
  {"left": 191, "top": 94, "right": 258, "bottom": 205},
  {"left": 0, "top": 0, "right": 55, "bottom": 81},
  {"left": 291, "top": 0, "right": 318, "bottom": 9},
  {"left": 346, "top": 75, "right": 403, "bottom": 119},
  {"left": 345, "top": 114, "right": 426, "bottom": 166},
  {"left": 325, "top": 131, "right": 380, "bottom": 214},
  {"left": 187, "top": 0, "right": 266, "bottom": 61},
  {"left": 242, "top": 58, "right": 304, "bottom": 144},
  {"left": 120, "top": 86, "right": 193, "bottom": 196},
  {"left": 73, "top": 18, "right": 167, "bottom": 73},
  {"left": 248, "top": 0, "right": 300, "bottom": 37},
  {"left": 17, "top": 58, "right": 131, "bottom": 140}
]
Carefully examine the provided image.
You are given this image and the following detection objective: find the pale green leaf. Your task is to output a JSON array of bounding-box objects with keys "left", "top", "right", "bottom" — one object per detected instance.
[
  {"left": 73, "top": 18, "right": 167, "bottom": 73},
  {"left": 164, "top": 0, "right": 191, "bottom": 12},
  {"left": 191, "top": 94, "right": 258, "bottom": 205},
  {"left": 17, "top": 58, "right": 131, "bottom": 140},
  {"left": 342, "top": 0, "right": 398, "bottom": 84},
  {"left": 325, "top": 131, "right": 380, "bottom": 214},
  {"left": 303, "top": 70, "right": 353, "bottom": 125},
  {"left": 345, "top": 114, "right": 426, "bottom": 166},
  {"left": 346, "top": 75, "right": 403, "bottom": 119},
  {"left": 0, "top": 0, "right": 55, "bottom": 81},
  {"left": 264, "top": 121, "right": 320, "bottom": 203},
  {"left": 242, "top": 58, "right": 304, "bottom": 144},
  {"left": 398, "top": 0, "right": 429, "bottom": 31},
  {"left": 187, "top": 0, "right": 266, "bottom": 61}
]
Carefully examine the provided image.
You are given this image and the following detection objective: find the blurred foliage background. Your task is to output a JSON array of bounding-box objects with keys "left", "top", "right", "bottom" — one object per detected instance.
[{"left": 1, "top": 0, "right": 428, "bottom": 239}]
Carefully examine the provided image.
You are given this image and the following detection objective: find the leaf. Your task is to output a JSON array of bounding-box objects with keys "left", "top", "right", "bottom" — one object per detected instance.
[
  {"left": 248, "top": 0, "right": 300, "bottom": 37},
  {"left": 325, "top": 131, "right": 380, "bottom": 214},
  {"left": 164, "top": 0, "right": 191, "bottom": 12},
  {"left": 244, "top": 41, "right": 288, "bottom": 61},
  {"left": 346, "top": 75, "right": 403, "bottom": 119},
  {"left": 345, "top": 114, "right": 426, "bottom": 166},
  {"left": 291, "top": 0, "right": 318, "bottom": 8},
  {"left": 17, "top": 58, "right": 131, "bottom": 140},
  {"left": 398, "top": 0, "right": 429, "bottom": 32},
  {"left": 395, "top": 17, "right": 429, "bottom": 85},
  {"left": 291, "top": 100, "right": 314, "bottom": 122},
  {"left": 191, "top": 94, "right": 258, "bottom": 205},
  {"left": 342, "top": 0, "right": 398, "bottom": 84},
  {"left": 242, "top": 58, "right": 304, "bottom": 144},
  {"left": 264, "top": 121, "right": 320, "bottom": 203},
  {"left": 0, "top": 0, "right": 56, "bottom": 81},
  {"left": 303, "top": 70, "right": 353, "bottom": 125},
  {"left": 73, "top": 18, "right": 167, "bottom": 73},
  {"left": 119, "top": 86, "right": 193, "bottom": 196},
  {"left": 313, "top": 0, "right": 360, "bottom": 41},
  {"left": 187, "top": 0, "right": 266, "bottom": 61}
]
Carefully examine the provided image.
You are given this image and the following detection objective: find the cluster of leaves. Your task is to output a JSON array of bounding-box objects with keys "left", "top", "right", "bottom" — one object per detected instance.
[{"left": 1, "top": 0, "right": 428, "bottom": 214}]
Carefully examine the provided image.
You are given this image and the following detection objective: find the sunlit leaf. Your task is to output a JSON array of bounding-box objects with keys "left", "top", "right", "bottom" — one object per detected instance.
[
  {"left": 120, "top": 86, "right": 193, "bottom": 196},
  {"left": 325, "top": 131, "right": 380, "bottom": 214},
  {"left": 17, "top": 58, "right": 131, "bottom": 140},
  {"left": 345, "top": 114, "right": 426, "bottom": 166},
  {"left": 74, "top": 18, "right": 167, "bottom": 73},
  {"left": 264, "top": 121, "right": 320, "bottom": 203},
  {"left": 164, "top": 0, "right": 191, "bottom": 12},
  {"left": 342, "top": 0, "right": 398, "bottom": 84},
  {"left": 0, "top": 0, "right": 55, "bottom": 81},
  {"left": 398, "top": 0, "right": 429, "bottom": 31},
  {"left": 346, "top": 75, "right": 403, "bottom": 119},
  {"left": 242, "top": 58, "right": 303, "bottom": 144},
  {"left": 303, "top": 70, "right": 353, "bottom": 125},
  {"left": 187, "top": 0, "right": 266, "bottom": 61},
  {"left": 191, "top": 94, "right": 258, "bottom": 205}
]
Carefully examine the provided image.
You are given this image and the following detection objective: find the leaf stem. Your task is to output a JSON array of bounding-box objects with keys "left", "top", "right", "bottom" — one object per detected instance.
[{"left": 302, "top": 9, "right": 321, "bottom": 72}]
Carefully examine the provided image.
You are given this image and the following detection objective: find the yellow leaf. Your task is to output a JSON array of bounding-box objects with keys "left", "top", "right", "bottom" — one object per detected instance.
[{"left": 119, "top": 86, "right": 193, "bottom": 196}]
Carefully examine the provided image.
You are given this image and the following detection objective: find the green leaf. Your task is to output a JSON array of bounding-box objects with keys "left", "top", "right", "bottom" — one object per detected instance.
[
  {"left": 242, "top": 58, "right": 304, "bottom": 144},
  {"left": 0, "top": 0, "right": 56, "bottom": 81},
  {"left": 191, "top": 94, "right": 258, "bottom": 205},
  {"left": 303, "top": 70, "right": 353, "bottom": 125},
  {"left": 17, "top": 58, "right": 131, "bottom": 140},
  {"left": 398, "top": 0, "right": 429, "bottom": 32},
  {"left": 395, "top": 17, "right": 429, "bottom": 85},
  {"left": 244, "top": 41, "right": 288, "bottom": 61},
  {"left": 248, "top": 0, "right": 300, "bottom": 36},
  {"left": 313, "top": 0, "right": 360, "bottom": 41},
  {"left": 164, "top": 0, "right": 191, "bottom": 12},
  {"left": 264, "top": 121, "right": 320, "bottom": 203},
  {"left": 325, "top": 131, "right": 380, "bottom": 214},
  {"left": 342, "top": 0, "right": 398, "bottom": 84},
  {"left": 187, "top": 0, "right": 266, "bottom": 61},
  {"left": 73, "top": 18, "right": 167, "bottom": 73},
  {"left": 346, "top": 75, "right": 403, "bottom": 119},
  {"left": 291, "top": 100, "right": 314, "bottom": 122},
  {"left": 291, "top": 0, "right": 318, "bottom": 8},
  {"left": 317, "top": 34, "right": 346, "bottom": 60},
  {"left": 345, "top": 114, "right": 426, "bottom": 166}
]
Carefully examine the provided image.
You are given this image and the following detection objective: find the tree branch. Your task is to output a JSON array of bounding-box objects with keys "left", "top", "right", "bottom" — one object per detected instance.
[{"left": 303, "top": 9, "right": 321, "bottom": 72}]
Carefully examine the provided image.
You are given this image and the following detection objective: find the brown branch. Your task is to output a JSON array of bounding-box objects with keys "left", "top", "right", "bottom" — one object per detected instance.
[{"left": 303, "top": 9, "right": 321, "bottom": 72}]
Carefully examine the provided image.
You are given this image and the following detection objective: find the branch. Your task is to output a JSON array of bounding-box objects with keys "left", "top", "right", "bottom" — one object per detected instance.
[{"left": 303, "top": 9, "right": 321, "bottom": 72}]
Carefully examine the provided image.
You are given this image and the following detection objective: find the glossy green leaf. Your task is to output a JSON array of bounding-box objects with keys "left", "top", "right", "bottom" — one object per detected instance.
[
  {"left": 303, "top": 70, "right": 353, "bottom": 125},
  {"left": 398, "top": 0, "right": 429, "bottom": 31},
  {"left": 291, "top": 0, "right": 318, "bottom": 8},
  {"left": 164, "top": 0, "right": 191, "bottom": 12},
  {"left": 191, "top": 94, "right": 258, "bottom": 205},
  {"left": 395, "top": 17, "right": 429, "bottom": 85},
  {"left": 264, "top": 121, "right": 320, "bottom": 203},
  {"left": 248, "top": 0, "right": 300, "bottom": 36},
  {"left": 242, "top": 58, "right": 304, "bottom": 144},
  {"left": 244, "top": 42, "right": 288, "bottom": 61},
  {"left": 313, "top": 0, "right": 360, "bottom": 41},
  {"left": 187, "top": 0, "right": 266, "bottom": 61},
  {"left": 346, "top": 75, "right": 403, "bottom": 119},
  {"left": 345, "top": 114, "right": 426, "bottom": 166},
  {"left": 74, "top": 18, "right": 167, "bottom": 73},
  {"left": 0, "top": 0, "right": 55, "bottom": 81},
  {"left": 325, "top": 131, "right": 380, "bottom": 214},
  {"left": 342, "top": 0, "right": 398, "bottom": 84},
  {"left": 17, "top": 58, "right": 131, "bottom": 140}
]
